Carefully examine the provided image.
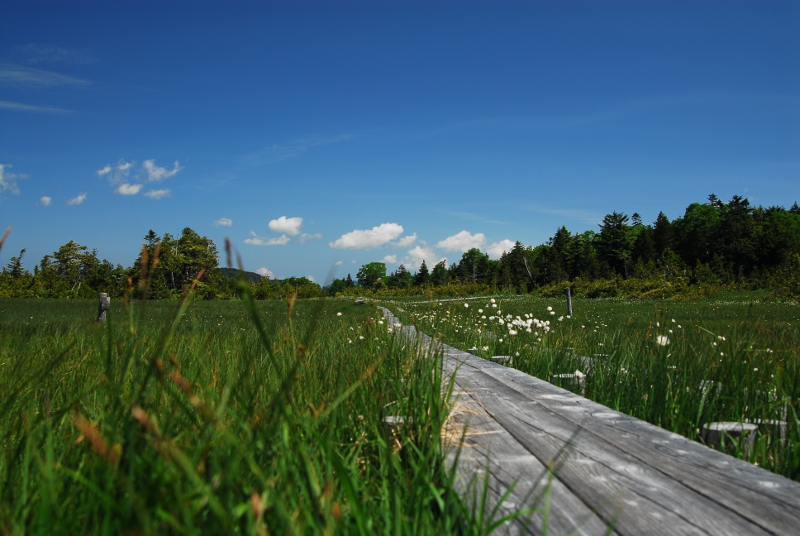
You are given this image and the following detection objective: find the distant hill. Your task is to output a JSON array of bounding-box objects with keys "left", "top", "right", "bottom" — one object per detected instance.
[{"left": 219, "top": 267, "right": 264, "bottom": 284}]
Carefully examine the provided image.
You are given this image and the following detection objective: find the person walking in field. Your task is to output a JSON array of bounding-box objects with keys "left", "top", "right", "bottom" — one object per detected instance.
[{"left": 97, "top": 292, "right": 110, "bottom": 322}]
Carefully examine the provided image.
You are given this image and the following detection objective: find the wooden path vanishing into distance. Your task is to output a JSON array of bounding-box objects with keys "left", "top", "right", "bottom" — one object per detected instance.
[{"left": 378, "top": 306, "right": 800, "bottom": 535}]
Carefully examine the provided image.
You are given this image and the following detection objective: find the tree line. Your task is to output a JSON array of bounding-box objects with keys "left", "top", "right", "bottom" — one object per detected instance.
[
  {"left": 3, "top": 194, "right": 800, "bottom": 301},
  {"left": 331, "top": 194, "right": 800, "bottom": 299}
]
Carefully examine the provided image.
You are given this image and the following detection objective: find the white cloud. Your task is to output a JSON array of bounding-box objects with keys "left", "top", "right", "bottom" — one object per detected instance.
[
  {"left": 394, "top": 233, "right": 417, "bottom": 247},
  {"left": 257, "top": 267, "right": 275, "bottom": 278},
  {"left": 406, "top": 246, "right": 446, "bottom": 270},
  {"left": 39, "top": 196, "right": 51, "bottom": 206},
  {"left": 306, "top": 275, "right": 316, "bottom": 282},
  {"left": 143, "top": 159, "right": 182, "bottom": 182},
  {"left": 116, "top": 183, "right": 143, "bottom": 195},
  {"left": 98, "top": 160, "right": 179, "bottom": 199},
  {"left": 329, "top": 223, "right": 404, "bottom": 250},
  {"left": 97, "top": 160, "right": 133, "bottom": 184},
  {"left": 67, "top": 193, "right": 87, "bottom": 206},
  {"left": 144, "top": 189, "right": 171, "bottom": 200},
  {"left": 0, "top": 100, "right": 72, "bottom": 114},
  {"left": 487, "top": 239, "right": 516, "bottom": 260},
  {"left": 213, "top": 218, "right": 233, "bottom": 227},
  {"left": 436, "top": 230, "right": 486, "bottom": 252},
  {"left": 269, "top": 216, "right": 303, "bottom": 236},
  {"left": 382, "top": 255, "right": 398, "bottom": 264},
  {"left": 334, "top": 260, "right": 343, "bottom": 266},
  {"left": 0, "top": 164, "right": 25, "bottom": 195},
  {"left": 244, "top": 232, "right": 290, "bottom": 246},
  {"left": 298, "top": 233, "right": 322, "bottom": 244}
]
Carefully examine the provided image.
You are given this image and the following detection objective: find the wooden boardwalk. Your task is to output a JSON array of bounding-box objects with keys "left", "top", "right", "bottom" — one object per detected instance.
[{"left": 379, "top": 307, "right": 800, "bottom": 535}]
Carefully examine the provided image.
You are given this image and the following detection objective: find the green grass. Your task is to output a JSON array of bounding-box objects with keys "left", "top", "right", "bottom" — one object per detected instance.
[
  {"left": 382, "top": 293, "right": 800, "bottom": 480},
  {"left": 0, "top": 289, "right": 534, "bottom": 534}
]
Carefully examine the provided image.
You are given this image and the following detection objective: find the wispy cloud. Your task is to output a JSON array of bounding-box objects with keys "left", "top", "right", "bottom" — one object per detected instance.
[
  {"left": 329, "top": 223, "right": 403, "bottom": 250},
  {"left": 0, "top": 164, "right": 26, "bottom": 196},
  {"left": 0, "top": 100, "right": 72, "bottom": 114},
  {"left": 213, "top": 218, "right": 233, "bottom": 227},
  {"left": 143, "top": 159, "right": 182, "bottom": 182},
  {"left": 0, "top": 63, "right": 90, "bottom": 88},
  {"left": 242, "top": 135, "right": 353, "bottom": 166},
  {"left": 39, "top": 196, "right": 51, "bottom": 206},
  {"left": 67, "top": 193, "right": 87, "bottom": 206},
  {"left": 11, "top": 44, "right": 97, "bottom": 65},
  {"left": 244, "top": 232, "right": 290, "bottom": 246},
  {"left": 98, "top": 159, "right": 181, "bottom": 198},
  {"left": 298, "top": 233, "right": 322, "bottom": 244},
  {"left": 97, "top": 160, "right": 134, "bottom": 184},
  {"left": 442, "top": 210, "right": 509, "bottom": 225},
  {"left": 144, "top": 189, "right": 171, "bottom": 200},
  {"left": 382, "top": 255, "right": 397, "bottom": 264}
]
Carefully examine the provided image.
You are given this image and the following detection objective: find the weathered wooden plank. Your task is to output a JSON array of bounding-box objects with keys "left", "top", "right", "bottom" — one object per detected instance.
[
  {"left": 448, "top": 366, "right": 773, "bottom": 535},
  {"left": 446, "top": 381, "right": 614, "bottom": 535},
  {"left": 470, "top": 360, "right": 800, "bottom": 524}
]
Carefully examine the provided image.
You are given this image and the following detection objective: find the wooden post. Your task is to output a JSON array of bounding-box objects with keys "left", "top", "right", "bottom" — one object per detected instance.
[
  {"left": 564, "top": 287, "right": 573, "bottom": 316},
  {"left": 700, "top": 422, "right": 758, "bottom": 455},
  {"left": 97, "top": 292, "right": 110, "bottom": 322},
  {"left": 490, "top": 355, "right": 513, "bottom": 366}
]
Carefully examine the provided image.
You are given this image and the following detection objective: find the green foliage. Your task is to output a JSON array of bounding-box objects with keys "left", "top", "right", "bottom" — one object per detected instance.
[
  {"left": 356, "top": 262, "right": 387, "bottom": 289},
  {"left": 430, "top": 260, "right": 449, "bottom": 287},
  {"left": 0, "top": 295, "right": 515, "bottom": 534}
]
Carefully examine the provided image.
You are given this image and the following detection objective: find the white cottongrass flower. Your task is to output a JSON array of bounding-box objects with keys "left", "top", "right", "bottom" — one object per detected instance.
[
  {"left": 549, "top": 311, "right": 556, "bottom": 316},
  {"left": 656, "top": 335, "right": 670, "bottom": 346},
  {"left": 508, "top": 329, "right": 518, "bottom": 336},
  {"left": 490, "top": 298, "right": 496, "bottom": 303},
  {"left": 492, "top": 304, "right": 497, "bottom": 308},
  {"left": 547, "top": 306, "right": 553, "bottom": 312},
  {"left": 337, "top": 312, "right": 342, "bottom": 316},
  {"left": 464, "top": 303, "right": 469, "bottom": 308},
  {"left": 478, "top": 309, "right": 483, "bottom": 313}
]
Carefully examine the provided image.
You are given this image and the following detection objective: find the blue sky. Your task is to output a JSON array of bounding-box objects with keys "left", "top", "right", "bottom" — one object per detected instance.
[{"left": 1, "top": 1, "right": 798, "bottom": 283}]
